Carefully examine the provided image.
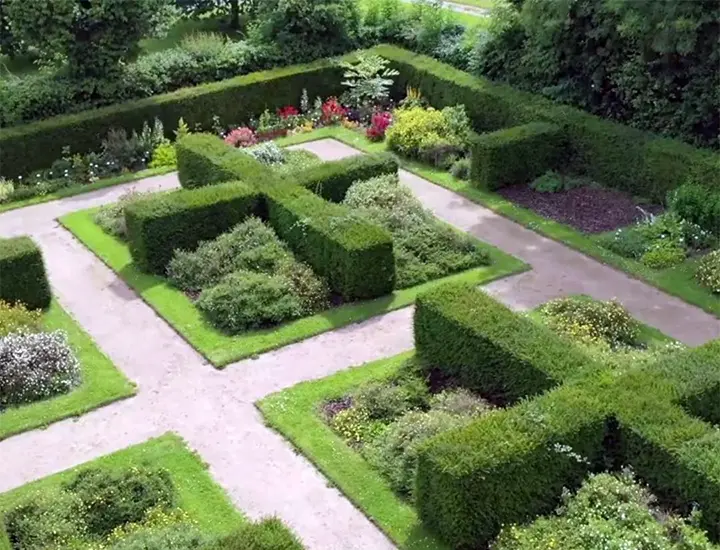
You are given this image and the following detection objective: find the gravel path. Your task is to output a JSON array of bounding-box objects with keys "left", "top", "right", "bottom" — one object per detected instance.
[{"left": 1, "top": 138, "right": 719, "bottom": 549}]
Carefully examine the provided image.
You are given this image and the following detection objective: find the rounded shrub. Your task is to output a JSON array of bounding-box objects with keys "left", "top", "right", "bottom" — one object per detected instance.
[
  {"left": 430, "top": 388, "right": 491, "bottom": 416},
  {"left": 696, "top": 250, "right": 720, "bottom": 294},
  {"left": 205, "top": 518, "right": 303, "bottom": 550},
  {"left": 0, "top": 330, "right": 80, "bottom": 407},
  {"left": 352, "top": 381, "right": 417, "bottom": 421},
  {"left": 0, "top": 300, "right": 43, "bottom": 336},
  {"left": 640, "top": 242, "right": 686, "bottom": 269},
  {"left": 148, "top": 143, "right": 177, "bottom": 169},
  {"left": 329, "top": 406, "right": 385, "bottom": 446},
  {"left": 386, "top": 106, "right": 450, "bottom": 159}
]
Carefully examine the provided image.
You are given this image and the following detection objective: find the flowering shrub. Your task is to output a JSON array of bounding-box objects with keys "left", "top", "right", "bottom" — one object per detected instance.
[
  {"left": 277, "top": 105, "right": 299, "bottom": 118},
  {"left": 224, "top": 127, "right": 257, "bottom": 148},
  {"left": 696, "top": 250, "right": 720, "bottom": 293},
  {"left": 329, "top": 406, "right": 385, "bottom": 446},
  {"left": 0, "top": 300, "right": 43, "bottom": 337},
  {"left": 0, "top": 330, "right": 80, "bottom": 407},
  {"left": 366, "top": 111, "right": 392, "bottom": 142},
  {"left": 321, "top": 97, "right": 347, "bottom": 124}
]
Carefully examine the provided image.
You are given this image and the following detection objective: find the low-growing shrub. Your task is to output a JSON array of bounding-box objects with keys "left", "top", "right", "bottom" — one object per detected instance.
[
  {"left": 0, "top": 177, "right": 14, "bottom": 203},
  {"left": 529, "top": 170, "right": 586, "bottom": 193},
  {"left": 273, "top": 150, "right": 322, "bottom": 176},
  {"left": 0, "top": 330, "right": 80, "bottom": 407},
  {"left": 353, "top": 381, "right": 417, "bottom": 421},
  {"left": 363, "top": 409, "right": 474, "bottom": 498},
  {"left": 225, "top": 127, "right": 258, "bottom": 148},
  {"left": 166, "top": 218, "right": 292, "bottom": 292},
  {"left": 108, "top": 522, "right": 208, "bottom": 550},
  {"left": 540, "top": 296, "right": 640, "bottom": 348},
  {"left": 94, "top": 190, "right": 146, "bottom": 239},
  {"left": 429, "top": 388, "right": 491, "bottom": 417},
  {"left": 4, "top": 489, "right": 87, "bottom": 549},
  {"left": 245, "top": 142, "right": 286, "bottom": 165},
  {"left": 148, "top": 143, "right": 177, "bottom": 169},
  {"left": 205, "top": 517, "right": 304, "bottom": 550},
  {"left": 0, "top": 300, "right": 43, "bottom": 336},
  {"left": 196, "top": 271, "right": 306, "bottom": 333},
  {"left": 640, "top": 242, "right": 686, "bottom": 269},
  {"left": 65, "top": 466, "right": 176, "bottom": 537},
  {"left": 696, "top": 250, "right": 720, "bottom": 294},
  {"left": 449, "top": 157, "right": 471, "bottom": 180},
  {"left": 669, "top": 182, "right": 720, "bottom": 235},
  {"left": 276, "top": 261, "right": 330, "bottom": 314},
  {"left": 329, "top": 406, "right": 385, "bottom": 446}
]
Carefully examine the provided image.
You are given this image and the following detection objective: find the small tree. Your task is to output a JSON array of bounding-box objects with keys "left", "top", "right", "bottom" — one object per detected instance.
[
  {"left": 7, "top": 0, "right": 175, "bottom": 82},
  {"left": 341, "top": 54, "right": 399, "bottom": 109}
]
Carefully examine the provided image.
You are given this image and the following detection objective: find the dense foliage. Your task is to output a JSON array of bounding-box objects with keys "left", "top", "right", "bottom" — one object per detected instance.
[{"left": 475, "top": 0, "right": 720, "bottom": 148}]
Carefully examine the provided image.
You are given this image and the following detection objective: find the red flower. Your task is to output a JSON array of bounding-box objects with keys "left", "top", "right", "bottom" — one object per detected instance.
[
  {"left": 321, "top": 97, "right": 347, "bottom": 123},
  {"left": 366, "top": 111, "right": 392, "bottom": 142},
  {"left": 277, "top": 105, "right": 299, "bottom": 119},
  {"left": 224, "top": 127, "right": 257, "bottom": 148}
]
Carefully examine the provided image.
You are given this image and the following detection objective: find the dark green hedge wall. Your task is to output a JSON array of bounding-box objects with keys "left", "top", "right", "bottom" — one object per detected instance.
[{"left": 0, "top": 236, "right": 52, "bottom": 310}]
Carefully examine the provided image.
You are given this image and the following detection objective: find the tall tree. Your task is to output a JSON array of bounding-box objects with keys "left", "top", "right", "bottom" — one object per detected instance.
[{"left": 175, "top": 0, "right": 258, "bottom": 29}]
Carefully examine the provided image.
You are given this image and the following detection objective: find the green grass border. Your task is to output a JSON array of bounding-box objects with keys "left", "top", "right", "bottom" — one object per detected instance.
[
  {"left": 0, "top": 433, "right": 243, "bottom": 550},
  {"left": 60, "top": 208, "right": 527, "bottom": 367},
  {"left": 278, "top": 127, "right": 720, "bottom": 319},
  {"left": 258, "top": 351, "right": 447, "bottom": 550},
  {"left": 0, "top": 166, "right": 176, "bottom": 215},
  {"left": 0, "top": 300, "right": 135, "bottom": 441}
]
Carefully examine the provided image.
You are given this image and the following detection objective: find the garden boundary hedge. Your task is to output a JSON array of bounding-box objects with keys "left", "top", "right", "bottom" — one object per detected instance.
[
  {"left": 0, "top": 58, "right": 346, "bottom": 180},
  {"left": 470, "top": 122, "right": 565, "bottom": 190},
  {"left": 0, "top": 237, "right": 52, "bottom": 310},
  {"left": 125, "top": 181, "right": 262, "bottom": 274},
  {"left": 373, "top": 45, "right": 720, "bottom": 202},
  {"left": 414, "top": 283, "right": 720, "bottom": 548}
]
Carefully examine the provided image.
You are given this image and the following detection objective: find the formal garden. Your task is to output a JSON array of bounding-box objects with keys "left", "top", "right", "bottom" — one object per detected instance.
[{"left": 1, "top": 0, "right": 719, "bottom": 548}]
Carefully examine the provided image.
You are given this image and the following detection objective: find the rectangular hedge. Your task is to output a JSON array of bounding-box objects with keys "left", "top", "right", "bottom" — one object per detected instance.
[
  {"left": 265, "top": 183, "right": 395, "bottom": 300},
  {"left": 293, "top": 152, "right": 399, "bottom": 203},
  {"left": 125, "top": 181, "right": 262, "bottom": 274},
  {"left": 0, "top": 237, "right": 52, "bottom": 310},
  {"left": 374, "top": 45, "right": 720, "bottom": 201},
  {"left": 414, "top": 283, "right": 598, "bottom": 402},
  {"left": 176, "top": 133, "right": 274, "bottom": 189},
  {"left": 471, "top": 122, "right": 565, "bottom": 190},
  {"left": 416, "top": 384, "right": 608, "bottom": 548},
  {"left": 0, "top": 58, "right": 346, "bottom": 180}
]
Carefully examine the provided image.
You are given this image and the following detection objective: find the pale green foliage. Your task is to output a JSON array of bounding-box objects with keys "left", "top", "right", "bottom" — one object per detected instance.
[{"left": 340, "top": 54, "right": 399, "bottom": 108}]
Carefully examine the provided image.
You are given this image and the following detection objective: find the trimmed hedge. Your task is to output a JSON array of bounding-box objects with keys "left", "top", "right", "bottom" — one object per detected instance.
[
  {"left": 0, "top": 58, "right": 345, "bottom": 180},
  {"left": 264, "top": 183, "right": 395, "bottom": 300},
  {"left": 374, "top": 45, "right": 720, "bottom": 202},
  {"left": 125, "top": 181, "right": 262, "bottom": 274},
  {"left": 293, "top": 152, "right": 398, "bottom": 202},
  {"left": 0, "top": 237, "right": 52, "bottom": 310},
  {"left": 414, "top": 283, "right": 598, "bottom": 402},
  {"left": 470, "top": 122, "right": 565, "bottom": 190},
  {"left": 176, "top": 133, "right": 274, "bottom": 189}
]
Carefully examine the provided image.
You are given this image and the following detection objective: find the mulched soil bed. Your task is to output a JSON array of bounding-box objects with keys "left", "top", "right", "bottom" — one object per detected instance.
[{"left": 498, "top": 184, "right": 663, "bottom": 233}]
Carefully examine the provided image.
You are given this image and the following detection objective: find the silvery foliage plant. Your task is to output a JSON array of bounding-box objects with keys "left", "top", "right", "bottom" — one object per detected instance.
[{"left": 0, "top": 330, "right": 80, "bottom": 408}]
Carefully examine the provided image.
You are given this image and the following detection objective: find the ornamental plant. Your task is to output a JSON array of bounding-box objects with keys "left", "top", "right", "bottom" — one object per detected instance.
[
  {"left": 696, "top": 250, "right": 720, "bottom": 293},
  {"left": 224, "top": 127, "right": 257, "bottom": 148},
  {"left": 340, "top": 54, "right": 399, "bottom": 109},
  {"left": 321, "top": 97, "right": 347, "bottom": 124},
  {"left": 277, "top": 105, "right": 299, "bottom": 118},
  {"left": 366, "top": 111, "right": 393, "bottom": 141}
]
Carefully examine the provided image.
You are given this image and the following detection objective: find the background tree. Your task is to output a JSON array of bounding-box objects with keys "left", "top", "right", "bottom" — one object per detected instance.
[
  {"left": 6, "top": 0, "right": 175, "bottom": 84},
  {"left": 175, "top": 0, "right": 259, "bottom": 29}
]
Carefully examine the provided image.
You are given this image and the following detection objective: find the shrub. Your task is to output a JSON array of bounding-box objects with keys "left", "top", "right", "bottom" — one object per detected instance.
[
  {"left": 124, "top": 181, "right": 262, "bottom": 274},
  {"left": 353, "top": 381, "right": 417, "bottom": 421},
  {"left": 596, "top": 227, "right": 649, "bottom": 260},
  {"left": 449, "top": 157, "right": 471, "bottom": 180},
  {"left": 149, "top": 142, "right": 177, "bottom": 169},
  {"left": 0, "top": 300, "right": 43, "bottom": 337},
  {"left": 197, "top": 271, "right": 305, "bottom": 333},
  {"left": 366, "top": 111, "right": 393, "bottom": 141},
  {"left": 166, "top": 217, "right": 292, "bottom": 292},
  {"left": 276, "top": 261, "right": 330, "bottom": 314},
  {"left": 640, "top": 242, "right": 686, "bottom": 269},
  {"left": 329, "top": 406, "right": 385, "bottom": 446},
  {"left": 225, "top": 127, "right": 258, "bottom": 148},
  {"left": 94, "top": 189, "right": 146, "bottom": 239},
  {"left": 0, "top": 177, "right": 13, "bottom": 202},
  {"left": 669, "top": 182, "right": 720, "bottom": 235},
  {"left": 540, "top": 296, "right": 640, "bottom": 348},
  {"left": 205, "top": 518, "right": 303, "bottom": 550},
  {"left": 65, "top": 466, "right": 176, "bottom": 536},
  {"left": 386, "top": 106, "right": 455, "bottom": 160},
  {"left": 273, "top": 149, "right": 322, "bottom": 176},
  {"left": 340, "top": 54, "right": 399, "bottom": 109},
  {"left": 471, "top": 122, "right": 565, "bottom": 190},
  {"left": 430, "top": 388, "right": 491, "bottom": 417},
  {"left": 245, "top": 142, "right": 285, "bottom": 165},
  {"left": 696, "top": 250, "right": 720, "bottom": 294},
  {"left": 0, "top": 237, "right": 52, "bottom": 310},
  {"left": 108, "top": 522, "right": 208, "bottom": 550},
  {"left": 0, "top": 330, "right": 80, "bottom": 407},
  {"left": 344, "top": 173, "right": 424, "bottom": 216},
  {"left": 4, "top": 489, "right": 87, "bottom": 549},
  {"left": 363, "top": 409, "right": 473, "bottom": 497}
]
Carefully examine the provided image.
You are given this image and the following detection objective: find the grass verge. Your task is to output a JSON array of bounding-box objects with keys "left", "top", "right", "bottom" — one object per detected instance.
[
  {"left": 278, "top": 127, "right": 720, "bottom": 318},
  {"left": 0, "top": 433, "right": 243, "bottom": 550},
  {"left": 0, "top": 166, "right": 176, "bottom": 215},
  {"left": 60, "top": 208, "right": 527, "bottom": 367},
  {"left": 0, "top": 300, "right": 135, "bottom": 441}
]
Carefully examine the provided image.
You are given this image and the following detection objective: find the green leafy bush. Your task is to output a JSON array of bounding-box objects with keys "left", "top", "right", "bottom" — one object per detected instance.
[
  {"left": 429, "top": 388, "right": 491, "bottom": 417},
  {"left": 205, "top": 518, "right": 303, "bottom": 550},
  {"left": 449, "top": 157, "right": 471, "bottom": 180},
  {"left": 166, "top": 217, "right": 292, "bottom": 292},
  {"left": 4, "top": 489, "right": 87, "bottom": 550},
  {"left": 640, "top": 242, "right": 686, "bottom": 269},
  {"left": 529, "top": 170, "right": 587, "bottom": 193},
  {"left": 245, "top": 142, "right": 286, "bottom": 166},
  {"left": 108, "top": 522, "right": 208, "bottom": 550},
  {"left": 0, "top": 177, "right": 14, "bottom": 203},
  {"left": 149, "top": 143, "right": 177, "bottom": 169},
  {"left": 669, "top": 182, "right": 720, "bottom": 235},
  {"left": 696, "top": 250, "right": 720, "bottom": 294},
  {"left": 540, "top": 296, "right": 640, "bottom": 348},
  {"left": 494, "top": 472, "right": 716, "bottom": 550},
  {"left": 352, "top": 381, "right": 417, "bottom": 421},
  {"left": 329, "top": 406, "right": 385, "bottom": 446},
  {"left": 0, "top": 237, "right": 52, "bottom": 310},
  {"left": 197, "top": 271, "right": 306, "bottom": 333},
  {"left": 65, "top": 466, "right": 176, "bottom": 537},
  {"left": 0, "top": 300, "right": 43, "bottom": 336},
  {"left": 273, "top": 149, "right": 322, "bottom": 176},
  {"left": 94, "top": 189, "right": 146, "bottom": 239},
  {"left": 363, "top": 409, "right": 474, "bottom": 498}
]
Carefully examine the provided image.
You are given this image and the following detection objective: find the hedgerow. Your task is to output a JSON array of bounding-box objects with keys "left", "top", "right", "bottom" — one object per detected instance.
[{"left": 0, "top": 237, "right": 52, "bottom": 310}]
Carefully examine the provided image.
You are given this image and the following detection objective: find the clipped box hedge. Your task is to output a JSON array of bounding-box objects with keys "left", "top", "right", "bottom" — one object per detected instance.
[
  {"left": 414, "top": 283, "right": 598, "bottom": 401},
  {"left": 265, "top": 183, "right": 395, "bottom": 299},
  {"left": 471, "top": 122, "right": 565, "bottom": 190},
  {"left": 0, "top": 58, "right": 345, "bottom": 180},
  {"left": 293, "top": 152, "right": 398, "bottom": 202},
  {"left": 0, "top": 237, "right": 52, "bottom": 310},
  {"left": 176, "top": 133, "right": 274, "bottom": 189},
  {"left": 374, "top": 45, "right": 720, "bottom": 201},
  {"left": 125, "top": 181, "right": 262, "bottom": 274}
]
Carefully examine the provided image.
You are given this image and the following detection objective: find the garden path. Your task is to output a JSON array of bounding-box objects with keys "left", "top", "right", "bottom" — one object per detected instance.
[{"left": 1, "top": 138, "right": 719, "bottom": 550}]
